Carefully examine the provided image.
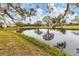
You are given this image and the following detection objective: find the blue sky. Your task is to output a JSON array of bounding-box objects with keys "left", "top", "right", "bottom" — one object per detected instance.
[
  {"left": 23, "top": 3, "right": 79, "bottom": 23},
  {"left": 3, "top": 3, "right": 79, "bottom": 25},
  {"left": 22, "top": 3, "right": 79, "bottom": 15},
  {"left": 22, "top": 3, "right": 47, "bottom": 15},
  {"left": 20, "top": 3, "right": 79, "bottom": 24}
]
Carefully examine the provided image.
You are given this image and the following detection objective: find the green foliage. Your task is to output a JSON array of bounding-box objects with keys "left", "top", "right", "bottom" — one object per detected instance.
[
  {"left": 15, "top": 32, "right": 68, "bottom": 56},
  {"left": 43, "top": 33, "right": 54, "bottom": 40},
  {"left": 34, "top": 20, "right": 43, "bottom": 25},
  {"left": 15, "top": 22, "right": 26, "bottom": 27}
]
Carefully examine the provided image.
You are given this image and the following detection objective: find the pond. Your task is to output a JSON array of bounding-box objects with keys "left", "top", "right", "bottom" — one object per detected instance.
[{"left": 22, "top": 29, "right": 79, "bottom": 56}]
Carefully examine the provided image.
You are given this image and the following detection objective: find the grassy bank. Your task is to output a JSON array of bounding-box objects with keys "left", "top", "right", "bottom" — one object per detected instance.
[
  {"left": 0, "top": 30, "right": 49, "bottom": 56},
  {"left": 1, "top": 25, "right": 79, "bottom": 30},
  {"left": 13, "top": 31, "right": 68, "bottom": 56},
  {"left": 0, "top": 29, "right": 68, "bottom": 56},
  {"left": 55, "top": 25, "right": 79, "bottom": 30}
]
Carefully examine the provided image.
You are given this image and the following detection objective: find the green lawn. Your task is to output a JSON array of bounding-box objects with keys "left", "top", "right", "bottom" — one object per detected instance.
[
  {"left": 3, "top": 25, "right": 79, "bottom": 30},
  {"left": 0, "top": 30, "right": 67, "bottom": 56},
  {"left": 0, "top": 24, "right": 78, "bottom": 56},
  {"left": 55, "top": 25, "right": 79, "bottom": 30}
]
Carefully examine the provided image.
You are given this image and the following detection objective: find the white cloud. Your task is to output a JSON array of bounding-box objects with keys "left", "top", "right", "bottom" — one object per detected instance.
[
  {"left": 25, "top": 16, "right": 43, "bottom": 24},
  {"left": 25, "top": 8, "right": 43, "bottom": 24},
  {"left": 64, "top": 14, "right": 77, "bottom": 24},
  {"left": 48, "top": 4, "right": 79, "bottom": 24},
  {"left": 50, "top": 3, "right": 55, "bottom": 7},
  {"left": 35, "top": 8, "right": 43, "bottom": 16},
  {"left": 25, "top": 4, "right": 79, "bottom": 24},
  {"left": 47, "top": 4, "right": 65, "bottom": 18}
]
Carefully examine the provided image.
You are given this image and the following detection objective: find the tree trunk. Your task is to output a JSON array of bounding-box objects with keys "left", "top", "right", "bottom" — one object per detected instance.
[
  {"left": 37, "top": 28, "right": 39, "bottom": 33},
  {"left": 7, "top": 13, "right": 16, "bottom": 24},
  {"left": 8, "top": 3, "right": 24, "bottom": 16},
  {"left": 47, "top": 19, "right": 50, "bottom": 40},
  {"left": 55, "top": 3, "right": 69, "bottom": 25},
  {"left": 61, "top": 3, "right": 69, "bottom": 19}
]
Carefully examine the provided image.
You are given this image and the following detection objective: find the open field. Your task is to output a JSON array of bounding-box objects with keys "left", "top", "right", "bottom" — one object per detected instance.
[
  {"left": 55, "top": 25, "right": 79, "bottom": 30},
  {"left": 0, "top": 30, "right": 67, "bottom": 56},
  {"left": 0, "top": 24, "right": 78, "bottom": 55},
  {"left": 2, "top": 24, "right": 79, "bottom": 30}
]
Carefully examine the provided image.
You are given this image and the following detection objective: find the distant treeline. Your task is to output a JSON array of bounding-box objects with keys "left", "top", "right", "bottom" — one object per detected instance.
[
  {"left": 55, "top": 23, "right": 79, "bottom": 26},
  {"left": 15, "top": 23, "right": 79, "bottom": 27}
]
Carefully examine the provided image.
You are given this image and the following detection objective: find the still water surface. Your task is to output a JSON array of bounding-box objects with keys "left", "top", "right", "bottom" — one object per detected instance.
[{"left": 22, "top": 29, "right": 79, "bottom": 56}]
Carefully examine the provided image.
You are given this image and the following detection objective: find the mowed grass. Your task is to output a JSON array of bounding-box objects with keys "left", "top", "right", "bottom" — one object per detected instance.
[
  {"left": 55, "top": 25, "right": 79, "bottom": 30},
  {"left": 0, "top": 30, "right": 49, "bottom": 56},
  {"left": 3, "top": 25, "right": 79, "bottom": 30},
  {"left": 0, "top": 30, "right": 67, "bottom": 56}
]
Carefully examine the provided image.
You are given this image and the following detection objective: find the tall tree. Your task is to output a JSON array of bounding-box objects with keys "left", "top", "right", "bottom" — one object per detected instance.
[{"left": 55, "top": 3, "right": 69, "bottom": 25}]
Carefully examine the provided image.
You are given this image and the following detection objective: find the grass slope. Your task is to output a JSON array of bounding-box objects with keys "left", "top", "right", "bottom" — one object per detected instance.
[
  {"left": 55, "top": 25, "right": 79, "bottom": 30},
  {"left": 0, "top": 30, "right": 68, "bottom": 56}
]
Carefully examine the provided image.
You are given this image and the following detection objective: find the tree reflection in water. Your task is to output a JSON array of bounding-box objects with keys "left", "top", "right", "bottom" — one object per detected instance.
[
  {"left": 43, "top": 29, "right": 54, "bottom": 40},
  {"left": 34, "top": 29, "right": 43, "bottom": 35},
  {"left": 43, "top": 33, "right": 54, "bottom": 40},
  {"left": 54, "top": 41, "right": 66, "bottom": 51},
  {"left": 34, "top": 20, "right": 43, "bottom": 35},
  {"left": 72, "top": 31, "right": 79, "bottom": 35},
  {"left": 76, "top": 48, "right": 79, "bottom": 53},
  {"left": 57, "top": 29, "right": 66, "bottom": 34}
]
